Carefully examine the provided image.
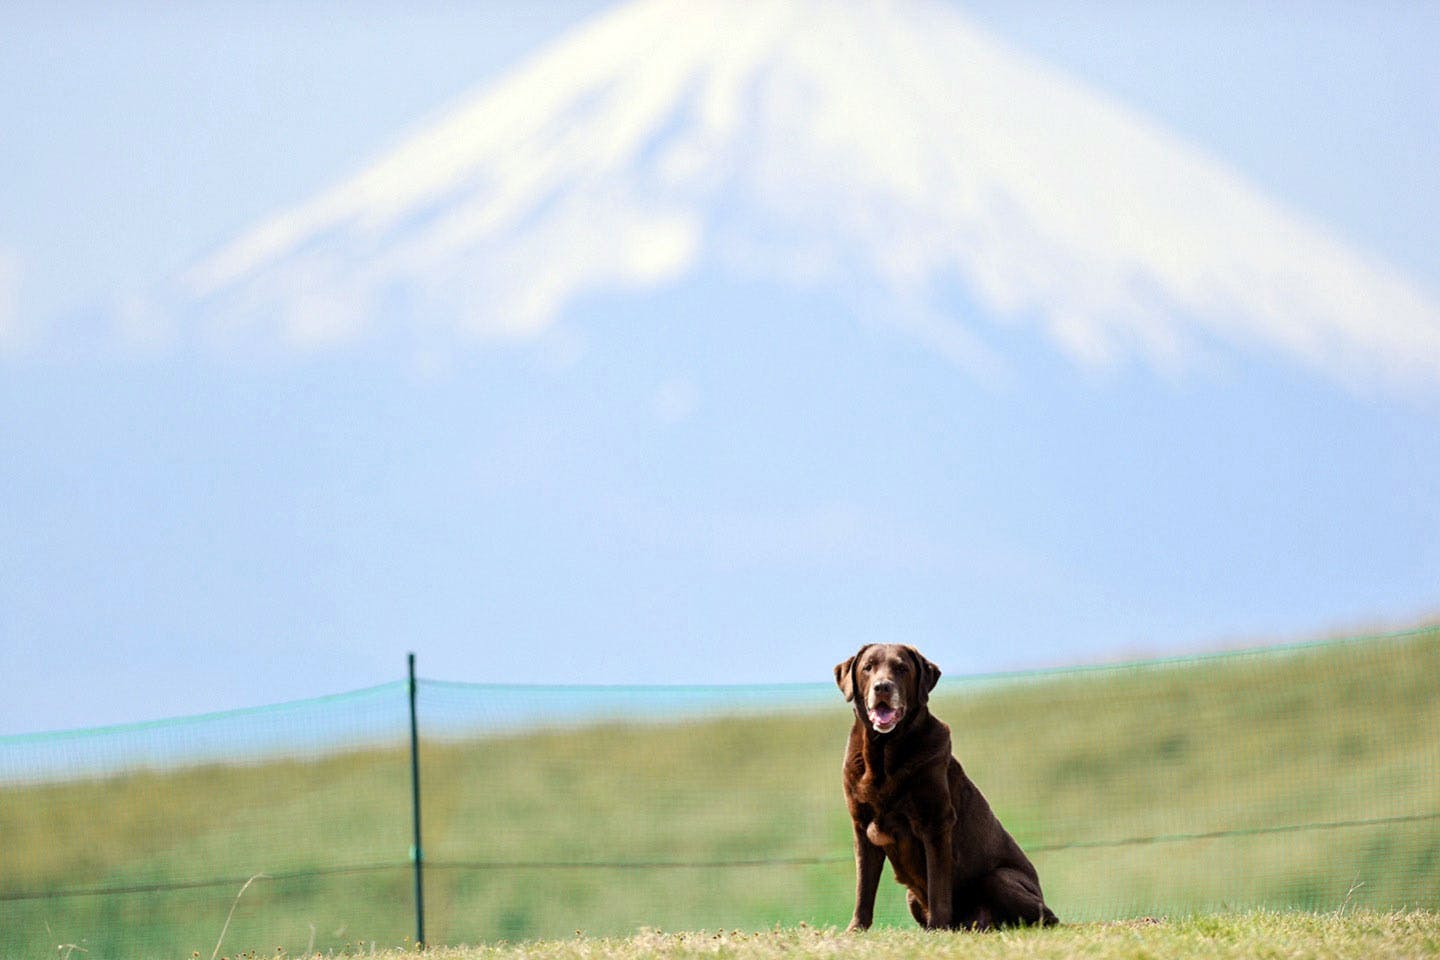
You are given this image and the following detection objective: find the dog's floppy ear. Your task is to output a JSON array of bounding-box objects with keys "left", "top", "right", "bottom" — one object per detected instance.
[
  {"left": 834, "top": 656, "right": 856, "bottom": 702},
  {"left": 906, "top": 646, "right": 942, "bottom": 703},
  {"left": 834, "top": 645, "right": 870, "bottom": 702}
]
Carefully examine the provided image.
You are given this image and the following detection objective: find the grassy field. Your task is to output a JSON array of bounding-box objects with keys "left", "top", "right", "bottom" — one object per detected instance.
[
  {"left": 346, "top": 913, "right": 1439, "bottom": 960},
  {"left": 2, "top": 628, "right": 1437, "bottom": 958}
]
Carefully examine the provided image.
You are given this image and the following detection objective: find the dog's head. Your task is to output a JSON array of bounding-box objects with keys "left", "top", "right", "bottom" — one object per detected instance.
[{"left": 833, "top": 644, "right": 941, "bottom": 734}]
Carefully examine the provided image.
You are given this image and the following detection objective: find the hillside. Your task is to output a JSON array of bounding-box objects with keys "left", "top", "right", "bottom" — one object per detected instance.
[{"left": 2, "top": 628, "right": 1436, "bottom": 958}]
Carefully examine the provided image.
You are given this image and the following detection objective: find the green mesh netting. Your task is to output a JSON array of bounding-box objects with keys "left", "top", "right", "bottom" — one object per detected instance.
[{"left": 3, "top": 627, "right": 1436, "bottom": 958}]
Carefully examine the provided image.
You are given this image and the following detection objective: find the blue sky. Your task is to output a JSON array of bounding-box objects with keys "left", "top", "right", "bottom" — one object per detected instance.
[{"left": 1, "top": 1, "right": 1438, "bottom": 735}]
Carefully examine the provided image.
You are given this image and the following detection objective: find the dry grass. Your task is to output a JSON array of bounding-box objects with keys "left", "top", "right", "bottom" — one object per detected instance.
[{"left": 318, "top": 912, "right": 1440, "bottom": 960}]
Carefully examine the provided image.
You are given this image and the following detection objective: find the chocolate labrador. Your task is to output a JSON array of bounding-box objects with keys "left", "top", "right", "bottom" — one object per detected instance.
[{"left": 835, "top": 643, "right": 1057, "bottom": 931}]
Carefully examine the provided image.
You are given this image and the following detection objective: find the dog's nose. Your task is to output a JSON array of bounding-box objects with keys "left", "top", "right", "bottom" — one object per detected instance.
[{"left": 873, "top": 679, "right": 896, "bottom": 698}]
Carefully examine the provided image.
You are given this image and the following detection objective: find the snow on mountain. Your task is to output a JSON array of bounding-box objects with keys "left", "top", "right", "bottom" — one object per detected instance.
[{"left": 179, "top": 0, "right": 1440, "bottom": 387}]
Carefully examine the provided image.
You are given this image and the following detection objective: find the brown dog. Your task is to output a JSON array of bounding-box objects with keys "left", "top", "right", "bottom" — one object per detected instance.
[{"left": 835, "top": 643, "right": 1057, "bottom": 931}]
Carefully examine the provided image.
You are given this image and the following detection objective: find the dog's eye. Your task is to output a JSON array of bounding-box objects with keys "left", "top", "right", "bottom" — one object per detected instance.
[
  {"left": 894, "top": 661, "right": 909, "bottom": 673},
  {"left": 861, "top": 663, "right": 873, "bottom": 673}
]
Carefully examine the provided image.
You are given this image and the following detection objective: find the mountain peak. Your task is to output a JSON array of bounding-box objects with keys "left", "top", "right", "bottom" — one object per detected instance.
[{"left": 178, "top": 0, "right": 1440, "bottom": 388}]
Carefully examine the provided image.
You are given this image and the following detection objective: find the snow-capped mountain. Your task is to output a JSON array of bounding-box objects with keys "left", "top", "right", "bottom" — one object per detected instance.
[{"left": 179, "top": 0, "right": 1440, "bottom": 387}]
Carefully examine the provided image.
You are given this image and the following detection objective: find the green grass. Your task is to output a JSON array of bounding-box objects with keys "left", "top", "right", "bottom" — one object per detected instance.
[
  {"left": 3, "top": 628, "right": 1437, "bottom": 959},
  {"left": 245, "top": 912, "right": 1440, "bottom": 960}
]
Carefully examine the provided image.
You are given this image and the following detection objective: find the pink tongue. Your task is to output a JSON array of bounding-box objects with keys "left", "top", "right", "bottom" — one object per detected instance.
[{"left": 872, "top": 705, "right": 897, "bottom": 725}]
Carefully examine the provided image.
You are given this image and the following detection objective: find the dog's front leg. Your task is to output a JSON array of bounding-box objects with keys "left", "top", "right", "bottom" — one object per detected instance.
[
  {"left": 846, "top": 820, "right": 885, "bottom": 931},
  {"left": 920, "top": 813, "right": 955, "bottom": 929}
]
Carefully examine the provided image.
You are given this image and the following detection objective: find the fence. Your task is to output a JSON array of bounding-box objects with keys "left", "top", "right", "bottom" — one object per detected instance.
[{"left": 2, "top": 627, "right": 1437, "bottom": 958}]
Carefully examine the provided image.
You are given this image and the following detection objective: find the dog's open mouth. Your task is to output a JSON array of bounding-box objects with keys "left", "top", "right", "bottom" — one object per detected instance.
[{"left": 868, "top": 703, "right": 903, "bottom": 733}]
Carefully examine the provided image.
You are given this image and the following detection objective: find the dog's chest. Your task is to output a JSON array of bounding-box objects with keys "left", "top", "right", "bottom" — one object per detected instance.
[
  {"left": 863, "top": 811, "right": 918, "bottom": 848},
  {"left": 851, "top": 749, "right": 920, "bottom": 808},
  {"left": 862, "top": 809, "right": 926, "bottom": 888},
  {"left": 851, "top": 763, "right": 922, "bottom": 836}
]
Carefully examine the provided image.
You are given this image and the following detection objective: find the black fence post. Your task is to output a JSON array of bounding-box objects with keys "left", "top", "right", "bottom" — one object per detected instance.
[{"left": 408, "top": 652, "right": 426, "bottom": 947}]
